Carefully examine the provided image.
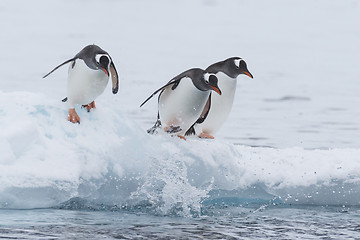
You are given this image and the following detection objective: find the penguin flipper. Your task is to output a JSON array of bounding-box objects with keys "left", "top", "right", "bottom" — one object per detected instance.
[
  {"left": 43, "top": 58, "right": 76, "bottom": 78},
  {"left": 62, "top": 97, "right": 68, "bottom": 102},
  {"left": 109, "top": 60, "right": 119, "bottom": 94},
  {"left": 140, "top": 79, "right": 180, "bottom": 107},
  {"left": 140, "top": 70, "right": 192, "bottom": 107},
  {"left": 185, "top": 126, "right": 196, "bottom": 136},
  {"left": 185, "top": 94, "right": 212, "bottom": 136},
  {"left": 196, "top": 93, "right": 212, "bottom": 124}
]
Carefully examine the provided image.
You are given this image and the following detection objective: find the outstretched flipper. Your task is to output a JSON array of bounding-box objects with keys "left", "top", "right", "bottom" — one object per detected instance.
[
  {"left": 140, "top": 80, "right": 180, "bottom": 107},
  {"left": 139, "top": 70, "right": 191, "bottom": 107},
  {"left": 43, "top": 58, "right": 76, "bottom": 78}
]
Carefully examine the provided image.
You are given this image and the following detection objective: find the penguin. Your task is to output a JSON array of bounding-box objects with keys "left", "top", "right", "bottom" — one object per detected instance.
[
  {"left": 43, "top": 44, "right": 119, "bottom": 123},
  {"left": 185, "top": 57, "right": 253, "bottom": 139},
  {"left": 140, "top": 68, "right": 222, "bottom": 140}
]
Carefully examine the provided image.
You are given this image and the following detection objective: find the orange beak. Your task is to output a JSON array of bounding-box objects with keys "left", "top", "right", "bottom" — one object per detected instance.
[
  {"left": 101, "top": 67, "right": 109, "bottom": 76},
  {"left": 210, "top": 86, "right": 222, "bottom": 95},
  {"left": 243, "top": 71, "right": 253, "bottom": 79}
]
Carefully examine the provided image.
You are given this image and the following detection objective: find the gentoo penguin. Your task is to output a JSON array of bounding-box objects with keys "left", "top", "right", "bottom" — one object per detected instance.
[
  {"left": 43, "top": 44, "right": 119, "bottom": 123},
  {"left": 185, "top": 57, "right": 253, "bottom": 139},
  {"left": 140, "top": 68, "right": 222, "bottom": 140}
]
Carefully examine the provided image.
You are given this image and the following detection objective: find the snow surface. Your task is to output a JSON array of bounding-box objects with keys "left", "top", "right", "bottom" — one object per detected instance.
[{"left": 0, "top": 0, "right": 360, "bottom": 212}]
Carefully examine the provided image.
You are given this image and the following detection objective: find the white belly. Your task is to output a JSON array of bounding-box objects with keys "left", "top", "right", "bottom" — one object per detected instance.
[
  {"left": 194, "top": 72, "right": 237, "bottom": 135},
  {"left": 67, "top": 59, "right": 109, "bottom": 108},
  {"left": 159, "top": 77, "right": 210, "bottom": 136}
]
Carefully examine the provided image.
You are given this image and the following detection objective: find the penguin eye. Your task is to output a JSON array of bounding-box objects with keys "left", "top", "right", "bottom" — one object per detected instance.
[
  {"left": 99, "top": 56, "right": 109, "bottom": 66},
  {"left": 95, "top": 54, "right": 109, "bottom": 67}
]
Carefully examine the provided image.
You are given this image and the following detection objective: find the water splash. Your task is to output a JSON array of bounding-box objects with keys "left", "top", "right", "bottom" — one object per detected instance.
[{"left": 1, "top": 91, "right": 360, "bottom": 215}]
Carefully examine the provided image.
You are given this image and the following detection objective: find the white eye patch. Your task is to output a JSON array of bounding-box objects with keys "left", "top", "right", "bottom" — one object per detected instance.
[
  {"left": 234, "top": 59, "right": 241, "bottom": 68},
  {"left": 203, "top": 73, "right": 211, "bottom": 83},
  {"left": 95, "top": 54, "right": 109, "bottom": 63}
]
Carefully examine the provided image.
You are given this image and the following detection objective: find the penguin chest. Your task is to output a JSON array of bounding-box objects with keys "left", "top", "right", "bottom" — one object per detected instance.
[
  {"left": 159, "top": 77, "right": 209, "bottom": 134},
  {"left": 196, "top": 72, "right": 237, "bottom": 134},
  {"left": 67, "top": 59, "right": 109, "bottom": 106}
]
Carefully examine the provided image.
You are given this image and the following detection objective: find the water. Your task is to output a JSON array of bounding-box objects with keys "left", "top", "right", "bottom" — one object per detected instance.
[
  {"left": 1, "top": 206, "right": 359, "bottom": 239},
  {"left": 1, "top": 0, "right": 360, "bottom": 239}
]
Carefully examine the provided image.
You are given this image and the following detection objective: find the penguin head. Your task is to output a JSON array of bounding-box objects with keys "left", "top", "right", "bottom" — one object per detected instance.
[
  {"left": 204, "top": 73, "right": 222, "bottom": 95},
  {"left": 75, "top": 45, "right": 111, "bottom": 76},
  {"left": 95, "top": 54, "right": 110, "bottom": 76},
  {"left": 231, "top": 57, "right": 253, "bottom": 79},
  {"left": 206, "top": 57, "right": 253, "bottom": 79}
]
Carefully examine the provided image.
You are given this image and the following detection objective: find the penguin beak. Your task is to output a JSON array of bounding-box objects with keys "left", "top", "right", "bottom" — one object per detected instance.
[
  {"left": 210, "top": 86, "right": 222, "bottom": 95},
  {"left": 100, "top": 67, "right": 110, "bottom": 76},
  {"left": 243, "top": 70, "right": 253, "bottom": 79}
]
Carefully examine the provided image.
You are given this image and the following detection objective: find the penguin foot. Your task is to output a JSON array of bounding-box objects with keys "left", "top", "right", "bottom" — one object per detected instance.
[
  {"left": 164, "top": 125, "right": 182, "bottom": 134},
  {"left": 147, "top": 120, "right": 162, "bottom": 135},
  {"left": 178, "top": 135, "right": 186, "bottom": 141},
  {"left": 82, "top": 101, "right": 96, "bottom": 112},
  {"left": 68, "top": 108, "right": 80, "bottom": 124},
  {"left": 199, "top": 132, "right": 215, "bottom": 139}
]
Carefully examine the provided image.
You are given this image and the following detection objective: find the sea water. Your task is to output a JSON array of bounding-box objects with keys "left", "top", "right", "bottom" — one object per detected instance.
[
  {"left": 0, "top": 207, "right": 359, "bottom": 239},
  {"left": 1, "top": 0, "right": 360, "bottom": 239}
]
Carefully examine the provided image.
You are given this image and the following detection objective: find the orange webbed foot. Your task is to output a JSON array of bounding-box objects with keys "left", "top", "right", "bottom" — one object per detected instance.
[
  {"left": 178, "top": 135, "right": 186, "bottom": 141},
  {"left": 68, "top": 108, "right": 80, "bottom": 123},
  {"left": 82, "top": 101, "right": 96, "bottom": 112},
  {"left": 199, "top": 132, "right": 214, "bottom": 139},
  {"left": 164, "top": 126, "right": 185, "bottom": 140}
]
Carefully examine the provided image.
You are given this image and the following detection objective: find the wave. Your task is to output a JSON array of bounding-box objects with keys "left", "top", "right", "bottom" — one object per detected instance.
[{"left": 0, "top": 91, "right": 359, "bottom": 216}]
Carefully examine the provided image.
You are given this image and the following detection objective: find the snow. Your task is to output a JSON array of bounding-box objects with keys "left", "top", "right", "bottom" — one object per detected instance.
[{"left": 0, "top": 0, "right": 360, "bottom": 211}]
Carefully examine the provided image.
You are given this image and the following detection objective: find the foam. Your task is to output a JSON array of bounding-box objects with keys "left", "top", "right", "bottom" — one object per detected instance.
[{"left": 1, "top": 91, "right": 359, "bottom": 213}]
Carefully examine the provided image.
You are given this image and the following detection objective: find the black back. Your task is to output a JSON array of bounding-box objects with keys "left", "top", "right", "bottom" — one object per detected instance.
[{"left": 140, "top": 68, "right": 219, "bottom": 107}]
